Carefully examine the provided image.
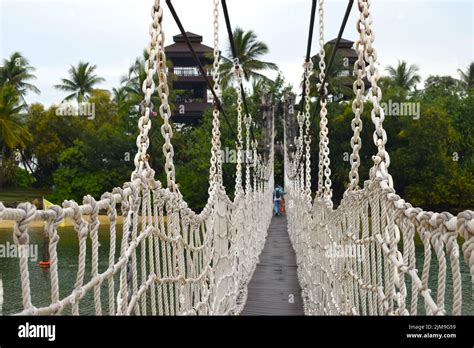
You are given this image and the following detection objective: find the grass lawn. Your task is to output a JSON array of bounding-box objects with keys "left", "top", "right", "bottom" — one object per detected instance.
[{"left": 0, "top": 187, "right": 53, "bottom": 205}]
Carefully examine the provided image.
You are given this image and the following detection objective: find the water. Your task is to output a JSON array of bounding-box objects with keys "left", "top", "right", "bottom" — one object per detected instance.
[
  {"left": 0, "top": 225, "right": 125, "bottom": 315},
  {"left": 0, "top": 226, "right": 472, "bottom": 315}
]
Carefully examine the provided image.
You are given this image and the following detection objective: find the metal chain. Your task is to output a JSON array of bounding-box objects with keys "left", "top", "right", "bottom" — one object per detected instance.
[
  {"left": 233, "top": 58, "right": 244, "bottom": 197},
  {"left": 155, "top": 0, "right": 177, "bottom": 189},
  {"left": 300, "top": 160, "right": 305, "bottom": 191},
  {"left": 348, "top": 1, "right": 367, "bottom": 190},
  {"left": 245, "top": 113, "right": 252, "bottom": 195},
  {"left": 209, "top": 0, "right": 223, "bottom": 188},
  {"left": 252, "top": 139, "right": 258, "bottom": 193},
  {"left": 303, "top": 60, "right": 313, "bottom": 202},
  {"left": 358, "top": 0, "right": 393, "bottom": 188},
  {"left": 316, "top": 0, "right": 332, "bottom": 203},
  {"left": 295, "top": 112, "right": 305, "bottom": 187},
  {"left": 133, "top": 0, "right": 162, "bottom": 179}
]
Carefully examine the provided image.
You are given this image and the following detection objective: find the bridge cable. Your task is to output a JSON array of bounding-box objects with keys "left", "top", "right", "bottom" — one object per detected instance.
[
  {"left": 298, "top": 0, "right": 318, "bottom": 111},
  {"left": 221, "top": 0, "right": 256, "bottom": 142}
]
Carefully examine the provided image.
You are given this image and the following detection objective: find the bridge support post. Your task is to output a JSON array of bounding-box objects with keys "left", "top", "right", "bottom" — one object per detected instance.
[
  {"left": 261, "top": 91, "right": 273, "bottom": 164},
  {"left": 283, "top": 94, "right": 297, "bottom": 155}
]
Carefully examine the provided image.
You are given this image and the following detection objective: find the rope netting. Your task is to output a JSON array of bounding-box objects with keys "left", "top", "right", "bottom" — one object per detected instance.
[
  {"left": 285, "top": 0, "right": 474, "bottom": 315},
  {"left": 0, "top": 0, "right": 274, "bottom": 315}
]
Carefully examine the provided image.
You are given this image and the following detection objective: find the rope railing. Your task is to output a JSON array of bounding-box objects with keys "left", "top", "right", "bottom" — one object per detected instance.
[
  {"left": 285, "top": 0, "right": 474, "bottom": 316},
  {"left": 0, "top": 0, "right": 274, "bottom": 316},
  {"left": 1, "top": 0, "right": 472, "bottom": 318}
]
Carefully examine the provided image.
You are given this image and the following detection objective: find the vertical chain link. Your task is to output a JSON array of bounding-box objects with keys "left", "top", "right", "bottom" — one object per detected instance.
[
  {"left": 209, "top": 0, "right": 223, "bottom": 189},
  {"left": 245, "top": 113, "right": 252, "bottom": 196},
  {"left": 233, "top": 59, "right": 244, "bottom": 197},
  {"left": 303, "top": 60, "right": 313, "bottom": 202},
  {"left": 316, "top": 0, "right": 332, "bottom": 204},
  {"left": 252, "top": 139, "right": 258, "bottom": 193},
  {"left": 348, "top": 1, "right": 367, "bottom": 190},
  {"left": 358, "top": 0, "right": 393, "bottom": 188},
  {"left": 155, "top": 0, "right": 177, "bottom": 189},
  {"left": 295, "top": 112, "right": 305, "bottom": 191},
  {"left": 133, "top": 1, "right": 162, "bottom": 179}
]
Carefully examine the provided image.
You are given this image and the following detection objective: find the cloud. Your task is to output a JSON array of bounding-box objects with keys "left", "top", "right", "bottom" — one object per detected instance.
[{"left": 1, "top": 0, "right": 472, "bottom": 106}]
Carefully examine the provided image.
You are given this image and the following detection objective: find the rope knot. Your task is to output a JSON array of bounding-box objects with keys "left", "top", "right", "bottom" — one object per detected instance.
[
  {"left": 47, "top": 204, "right": 65, "bottom": 228},
  {"left": 13, "top": 202, "right": 36, "bottom": 246},
  {"left": 84, "top": 195, "right": 99, "bottom": 218}
]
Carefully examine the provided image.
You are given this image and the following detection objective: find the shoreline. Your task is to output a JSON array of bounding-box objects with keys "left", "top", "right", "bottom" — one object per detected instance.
[{"left": 0, "top": 215, "right": 124, "bottom": 229}]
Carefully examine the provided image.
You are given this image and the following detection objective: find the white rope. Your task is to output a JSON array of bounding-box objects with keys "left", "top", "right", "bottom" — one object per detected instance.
[
  {"left": 285, "top": 0, "right": 474, "bottom": 316},
  {"left": 0, "top": 0, "right": 274, "bottom": 316}
]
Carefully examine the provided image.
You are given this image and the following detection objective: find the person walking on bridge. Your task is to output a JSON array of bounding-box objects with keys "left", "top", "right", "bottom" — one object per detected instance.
[{"left": 273, "top": 185, "right": 284, "bottom": 216}]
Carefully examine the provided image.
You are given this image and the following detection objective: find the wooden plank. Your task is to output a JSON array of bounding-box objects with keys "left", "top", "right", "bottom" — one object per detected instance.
[{"left": 241, "top": 215, "right": 304, "bottom": 316}]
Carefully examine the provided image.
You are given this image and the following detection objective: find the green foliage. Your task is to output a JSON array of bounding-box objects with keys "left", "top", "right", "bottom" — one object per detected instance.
[
  {"left": 0, "top": 84, "right": 32, "bottom": 187},
  {"left": 319, "top": 70, "right": 474, "bottom": 212},
  {"left": 49, "top": 90, "right": 134, "bottom": 203},
  {"left": 26, "top": 103, "right": 75, "bottom": 186},
  {"left": 0, "top": 84, "right": 31, "bottom": 150},
  {"left": 0, "top": 49, "right": 471, "bottom": 214}
]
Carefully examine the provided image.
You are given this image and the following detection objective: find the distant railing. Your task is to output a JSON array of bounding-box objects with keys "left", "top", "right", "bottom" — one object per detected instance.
[
  {"left": 175, "top": 97, "right": 207, "bottom": 103},
  {"left": 172, "top": 67, "right": 212, "bottom": 77}
]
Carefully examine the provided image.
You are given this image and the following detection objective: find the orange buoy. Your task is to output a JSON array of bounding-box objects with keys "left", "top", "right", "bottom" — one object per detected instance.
[{"left": 39, "top": 261, "right": 51, "bottom": 268}]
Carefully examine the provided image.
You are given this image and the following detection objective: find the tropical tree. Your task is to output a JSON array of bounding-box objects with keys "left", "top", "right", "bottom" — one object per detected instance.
[
  {"left": 119, "top": 52, "right": 148, "bottom": 118},
  {"left": 50, "top": 90, "right": 134, "bottom": 202},
  {"left": 385, "top": 60, "right": 421, "bottom": 91},
  {"left": 0, "top": 52, "right": 40, "bottom": 104},
  {"left": 0, "top": 84, "right": 32, "bottom": 187},
  {"left": 121, "top": 53, "right": 147, "bottom": 99},
  {"left": 54, "top": 62, "right": 105, "bottom": 103},
  {"left": 220, "top": 27, "right": 278, "bottom": 87},
  {"left": 457, "top": 62, "right": 474, "bottom": 89},
  {"left": 0, "top": 84, "right": 31, "bottom": 151}
]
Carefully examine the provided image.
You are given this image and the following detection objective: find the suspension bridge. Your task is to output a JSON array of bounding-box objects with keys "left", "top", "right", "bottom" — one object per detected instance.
[{"left": 0, "top": 0, "right": 473, "bottom": 316}]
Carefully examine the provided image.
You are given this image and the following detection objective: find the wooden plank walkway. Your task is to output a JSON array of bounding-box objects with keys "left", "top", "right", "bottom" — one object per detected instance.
[{"left": 241, "top": 214, "right": 304, "bottom": 315}]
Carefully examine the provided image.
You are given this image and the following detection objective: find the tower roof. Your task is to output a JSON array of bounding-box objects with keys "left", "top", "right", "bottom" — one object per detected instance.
[
  {"left": 173, "top": 32, "right": 203, "bottom": 43},
  {"left": 326, "top": 38, "right": 354, "bottom": 47},
  {"left": 165, "top": 32, "right": 213, "bottom": 54}
]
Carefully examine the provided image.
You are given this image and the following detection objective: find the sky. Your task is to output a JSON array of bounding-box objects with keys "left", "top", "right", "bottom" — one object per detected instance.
[{"left": 0, "top": 0, "right": 473, "bottom": 106}]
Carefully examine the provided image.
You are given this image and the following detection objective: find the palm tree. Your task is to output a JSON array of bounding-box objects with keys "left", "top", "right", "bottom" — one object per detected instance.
[
  {"left": 457, "top": 62, "right": 474, "bottom": 89},
  {"left": 385, "top": 60, "right": 421, "bottom": 91},
  {"left": 0, "top": 84, "right": 31, "bottom": 150},
  {"left": 220, "top": 27, "right": 278, "bottom": 87},
  {"left": 112, "top": 86, "right": 128, "bottom": 105},
  {"left": 0, "top": 84, "right": 32, "bottom": 187},
  {"left": 0, "top": 52, "right": 40, "bottom": 104},
  {"left": 120, "top": 52, "right": 147, "bottom": 104},
  {"left": 55, "top": 62, "right": 105, "bottom": 103}
]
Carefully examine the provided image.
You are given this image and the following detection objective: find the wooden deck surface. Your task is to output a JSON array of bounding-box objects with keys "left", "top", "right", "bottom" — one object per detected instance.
[{"left": 241, "top": 214, "right": 304, "bottom": 315}]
